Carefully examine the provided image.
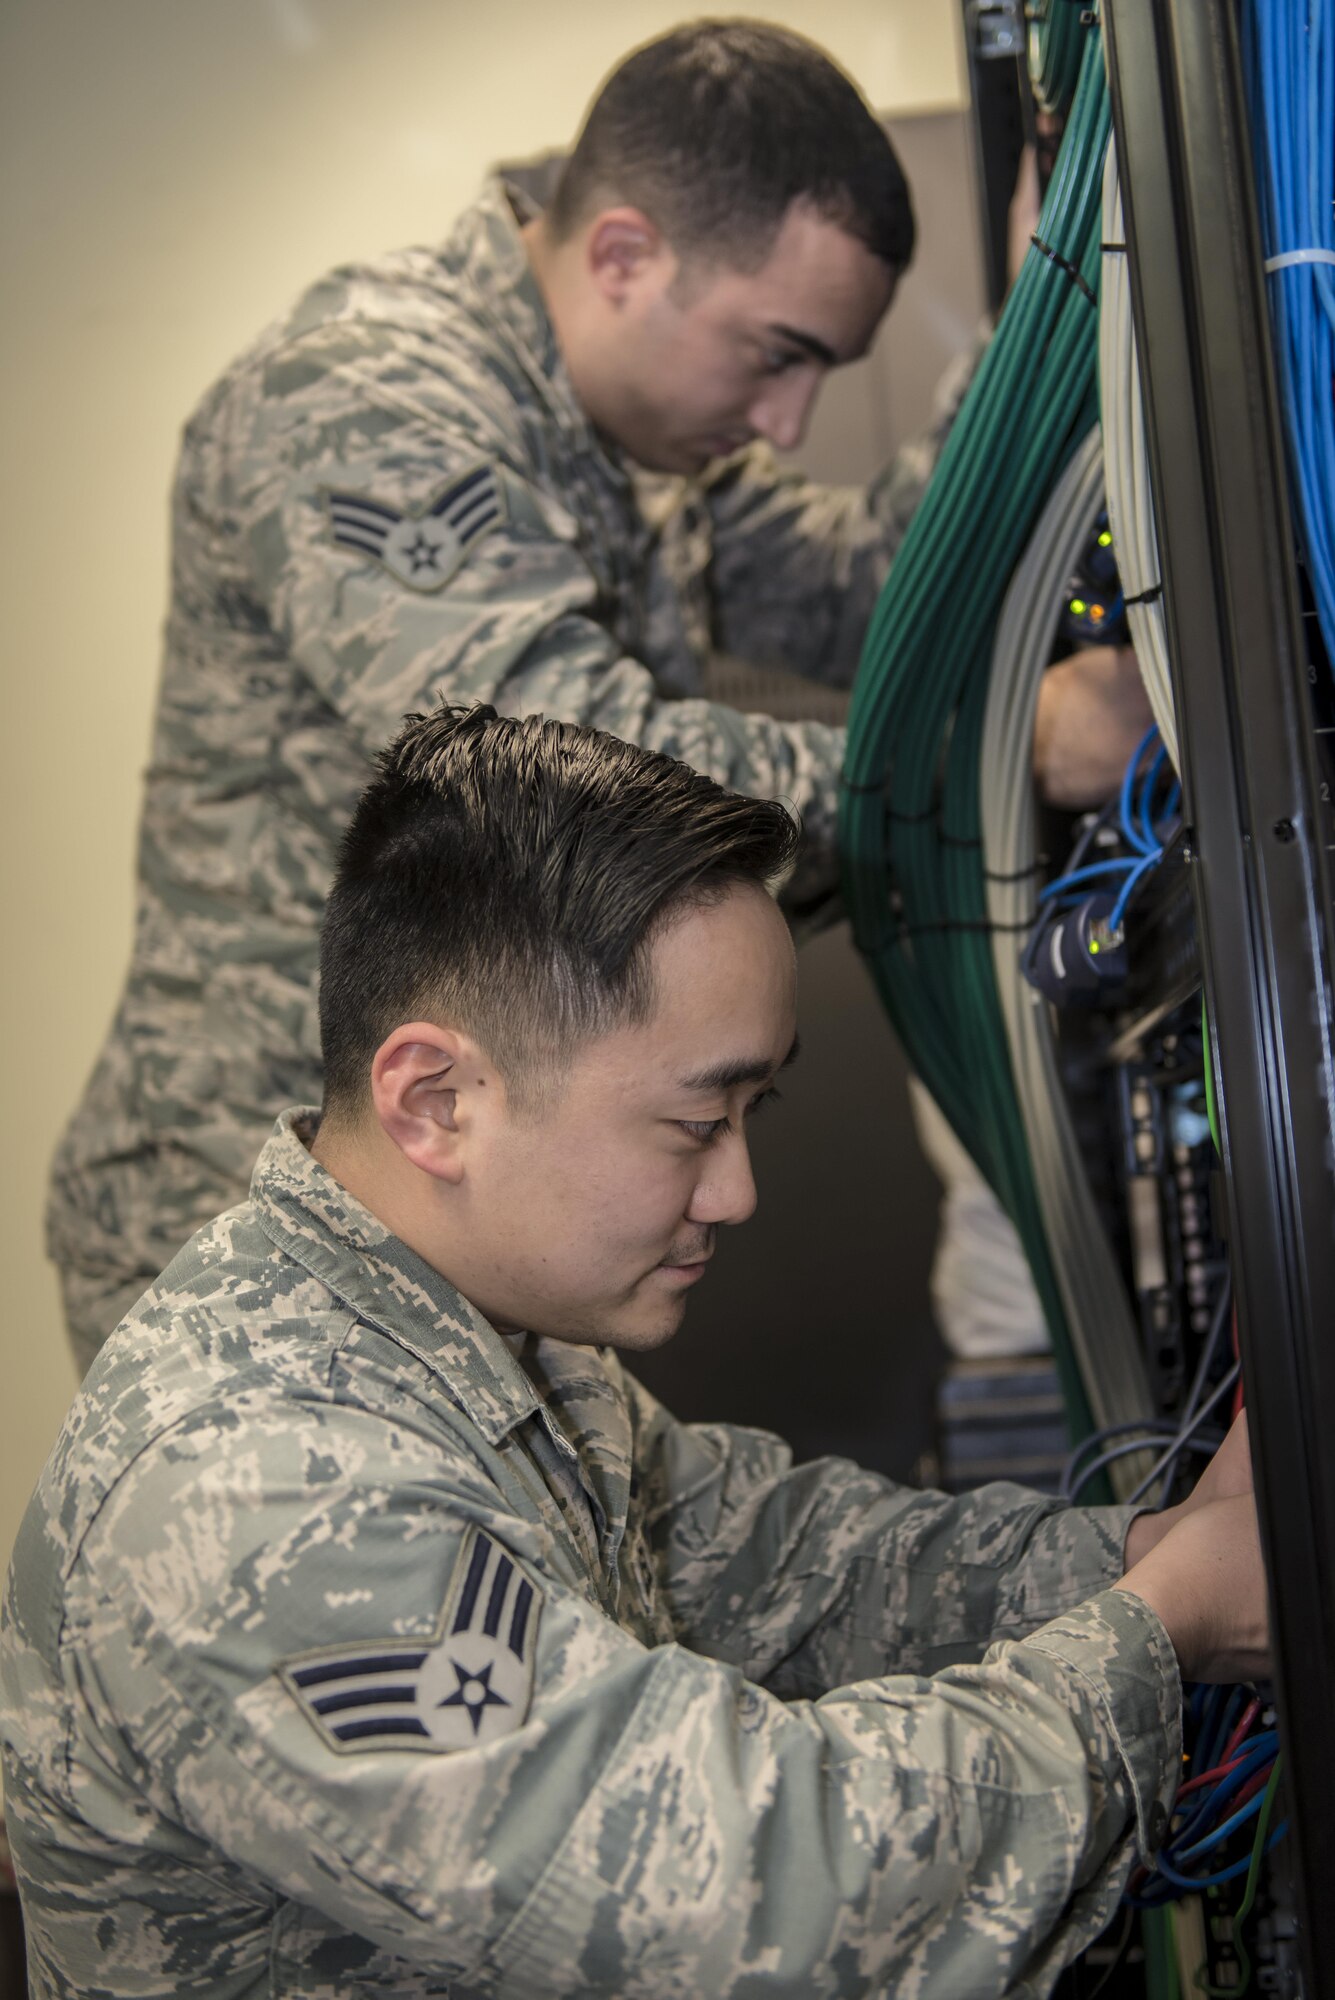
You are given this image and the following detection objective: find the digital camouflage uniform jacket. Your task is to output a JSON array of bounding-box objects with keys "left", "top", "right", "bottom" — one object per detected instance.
[
  {"left": 5, "top": 1111, "right": 1181, "bottom": 1999},
  {"left": 48, "top": 178, "right": 947, "bottom": 1373}
]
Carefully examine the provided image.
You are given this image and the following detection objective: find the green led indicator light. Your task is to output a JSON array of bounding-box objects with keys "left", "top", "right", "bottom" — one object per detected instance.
[
  {"left": 1089, "top": 938, "right": 1100, "bottom": 954},
  {"left": 1098, "top": 530, "right": 1113, "bottom": 547},
  {"left": 1070, "top": 597, "right": 1087, "bottom": 615}
]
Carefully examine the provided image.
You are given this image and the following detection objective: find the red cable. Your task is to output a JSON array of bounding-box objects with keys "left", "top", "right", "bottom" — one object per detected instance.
[
  {"left": 1174, "top": 1751, "right": 1250, "bottom": 1803},
  {"left": 1220, "top": 1698, "right": 1262, "bottom": 1767}
]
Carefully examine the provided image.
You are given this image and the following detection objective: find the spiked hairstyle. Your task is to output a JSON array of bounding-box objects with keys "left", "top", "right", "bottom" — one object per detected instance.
[{"left": 318, "top": 704, "right": 800, "bottom": 1118}]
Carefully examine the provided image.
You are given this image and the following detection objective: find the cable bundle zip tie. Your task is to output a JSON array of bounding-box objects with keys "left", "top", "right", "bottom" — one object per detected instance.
[
  {"left": 1264, "top": 247, "right": 1335, "bottom": 270},
  {"left": 1030, "top": 232, "right": 1099, "bottom": 305}
]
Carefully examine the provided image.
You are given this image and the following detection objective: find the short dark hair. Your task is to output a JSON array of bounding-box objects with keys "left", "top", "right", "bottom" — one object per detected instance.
[
  {"left": 546, "top": 20, "right": 914, "bottom": 275},
  {"left": 318, "top": 704, "right": 800, "bottom": 1118}
]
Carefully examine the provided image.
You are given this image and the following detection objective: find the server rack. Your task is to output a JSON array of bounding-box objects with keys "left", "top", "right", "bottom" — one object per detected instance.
[
  {"left": 957, "top": 0, "right": 1335, "bottom": 1988},
  {"left": 959, "top": 0, "right": 1335, "bottom": 1986},
  {"left": 1103, "top": 2, "right": 1335, "bottom": 1988}
]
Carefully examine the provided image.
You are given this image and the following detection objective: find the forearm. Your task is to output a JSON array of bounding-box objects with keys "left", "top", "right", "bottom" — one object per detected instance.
[
  {"left": 1123, "top": 1504, "right": 1181, "bottom": 1571},
  {"left": 500, "top": 1592, "right": 1178, "bottom": 1999},
  {"left": 1115, "top": 1494, "right": 1270, "bottom": 1684},
  {"left": 644, "top": 1405, "right": 1137, "bottom": 1692}
]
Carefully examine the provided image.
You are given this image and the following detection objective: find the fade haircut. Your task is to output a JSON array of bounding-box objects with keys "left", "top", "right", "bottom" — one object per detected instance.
[
  {"left": 318, "top": 704, "right": 800, "bottom": 1120},
  {"left": 545, "top": 20, "right": 915, "bottom": 276}
]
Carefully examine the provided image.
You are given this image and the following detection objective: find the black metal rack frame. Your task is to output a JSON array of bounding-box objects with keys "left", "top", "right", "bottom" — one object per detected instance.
[
  {"left": 957, "top": 0, "right": 1031, "bottom": 315},
  {"left": 1101, "top": 2, "right": 1335, "bottom": 1988}
]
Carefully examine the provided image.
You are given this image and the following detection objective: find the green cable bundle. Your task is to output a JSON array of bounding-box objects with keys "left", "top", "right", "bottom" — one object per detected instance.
[
  {"left": 1027, "top": 0, "right": 1088, "bottom": 118},
  {"left": 839, "top": 20, "right": 1110, "bottom": 1443}
]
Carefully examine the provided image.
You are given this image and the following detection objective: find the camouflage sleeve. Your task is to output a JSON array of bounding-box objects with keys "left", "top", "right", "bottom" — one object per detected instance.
[
  {"left": 235, "top": 330, "right": 845, "bottom": 890},
  {"left": 628, "top": 1379, "right": 1140, "bottom": 1698},
  {"left": 44, "top": 1398, "right": 1178, "bottom": 1997},
  {"left": 701, "top": 334, "right": 988, "bottom": 685}
]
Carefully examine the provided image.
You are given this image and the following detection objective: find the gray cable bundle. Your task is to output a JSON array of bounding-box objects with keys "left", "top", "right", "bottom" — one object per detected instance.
[
  {"left": 1100, "top": 143, "right": 1179, "bottom": 767},
  {"left": 980, "top": 427, "right": 1152, "bottom": 1467}
]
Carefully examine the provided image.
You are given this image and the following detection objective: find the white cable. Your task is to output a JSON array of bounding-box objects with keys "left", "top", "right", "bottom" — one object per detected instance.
[
  {"left": 980, "top": 427, "right": 1153, "bottom": 1458},
  {"left": 1100, "top": 143, "right": 1180, "bottom": 767}
]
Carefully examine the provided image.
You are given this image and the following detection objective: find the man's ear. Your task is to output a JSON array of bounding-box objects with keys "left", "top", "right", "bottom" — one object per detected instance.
[
  {"left": 585, "top": 206, "right": 671, "bottom": 305},
  {"left": 370, "top": 1021, "right": 494, "bottom": 1185}
]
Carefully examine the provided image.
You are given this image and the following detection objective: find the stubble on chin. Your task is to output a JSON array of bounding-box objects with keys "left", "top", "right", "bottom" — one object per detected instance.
[{"left": 596, "top": 1295, "right": 691, "bottom": 1354}]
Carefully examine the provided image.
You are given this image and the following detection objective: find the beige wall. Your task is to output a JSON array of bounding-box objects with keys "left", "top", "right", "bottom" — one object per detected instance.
[{"left": 0, "top": 2, "right": 965, "bottom": 1592}]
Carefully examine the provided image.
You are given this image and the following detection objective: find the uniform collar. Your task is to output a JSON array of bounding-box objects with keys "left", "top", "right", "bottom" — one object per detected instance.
[
  {"left": 250, "top": 1108, "right": 543, "bottom": 1447},
  {"left": 446, "top": 177, "right": 632, "bottom": 491}
]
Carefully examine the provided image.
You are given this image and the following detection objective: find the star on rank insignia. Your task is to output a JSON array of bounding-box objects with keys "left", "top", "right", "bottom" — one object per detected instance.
[
  {"left": 325, "top": 462, "right": 505, "bottom": 593},
  {"left": 278, "top": 1527, "right": 542, "bottom": 1753}
]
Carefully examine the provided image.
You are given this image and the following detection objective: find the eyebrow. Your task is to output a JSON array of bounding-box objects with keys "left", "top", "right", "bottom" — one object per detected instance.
[
  {"left": 765, "top": 322, "right": 840, "bottom": 369},
  {"left": 676, "top": 1036, "right": 801, "bottom": 1095}
]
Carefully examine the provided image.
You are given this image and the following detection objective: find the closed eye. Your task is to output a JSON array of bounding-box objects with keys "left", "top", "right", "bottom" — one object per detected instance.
[
  {"left": 678, "top": 1118, "right": 728, "bottom": 1144},
  {"left": 677, "top": 1087, "right": 781, "bottom": 1147}
]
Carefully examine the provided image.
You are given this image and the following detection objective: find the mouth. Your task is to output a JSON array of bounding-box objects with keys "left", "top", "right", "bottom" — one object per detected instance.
[
  {"left": 656, "top": 1258, "right": 711, "bottom": 1287},
  {"left": 656, "top": 1241, "right": 714, "bottom": 1284}
]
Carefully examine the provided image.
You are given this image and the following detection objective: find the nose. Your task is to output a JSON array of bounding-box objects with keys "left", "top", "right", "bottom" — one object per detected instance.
[
  {"left": 687, "top": 1129, "right": 758, "bottom": 1228},
  {"left": 748, "top": 367, "right": 822, "bottom": 453}
]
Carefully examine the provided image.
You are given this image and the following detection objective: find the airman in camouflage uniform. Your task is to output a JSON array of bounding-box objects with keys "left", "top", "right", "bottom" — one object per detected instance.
[
  {"left": 47, "top": 32, "right": 939, "bottom": 1375},
  {"left": 7, "top": 1109, "right": 1183, "bottom": 1999},
  {"left": 7, "top": 698, "right": 1268, "bottom": 1997}
]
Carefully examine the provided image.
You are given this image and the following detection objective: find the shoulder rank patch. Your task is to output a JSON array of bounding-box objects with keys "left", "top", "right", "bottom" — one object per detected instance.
[
  {"left": 278, "top": 1527, "right": 541, "bottom": 1753},
  {"left": 325, "top": 463, "right": 505, "bottom": 593}
]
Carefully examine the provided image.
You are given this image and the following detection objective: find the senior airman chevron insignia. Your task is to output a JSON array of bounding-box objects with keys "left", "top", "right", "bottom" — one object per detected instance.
[
  {"left": 325, "top": 463, "right": 505, "bottom": 592},
  {"left": 278, "top": 1527, "right": 541, "bottom": 1753}
]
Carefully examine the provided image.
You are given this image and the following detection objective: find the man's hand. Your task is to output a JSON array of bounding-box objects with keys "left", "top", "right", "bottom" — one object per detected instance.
[
  {"left": 1033, "top": 646, "right": 1155, "bottom": 808},
  {"left": 1115, "top": 1492, "right": 1270, "bottom": 1683}
]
